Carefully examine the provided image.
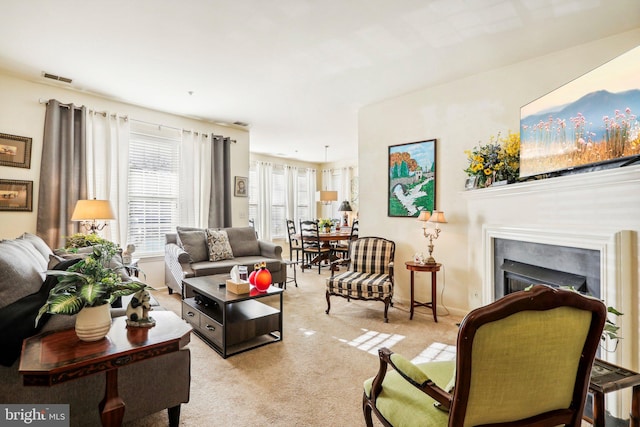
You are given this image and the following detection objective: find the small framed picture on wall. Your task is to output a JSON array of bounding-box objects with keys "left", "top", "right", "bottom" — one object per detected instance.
[
  {"left": 0, "top": 133, "right": 32, "bottom": 169},
  {"left": 0, "top": 179, "right": 33, "bottom": 211},
  {"left": 234, "top": 176, "right": 248, "bottom": 197}
]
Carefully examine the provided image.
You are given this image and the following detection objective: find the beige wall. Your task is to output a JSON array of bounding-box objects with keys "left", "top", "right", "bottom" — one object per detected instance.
[
  {"left": 0, "top": 73, "right": 250, "bottom": 287},
  {"left": 358, "top": 30, "right": 640, "bottom": 318}
]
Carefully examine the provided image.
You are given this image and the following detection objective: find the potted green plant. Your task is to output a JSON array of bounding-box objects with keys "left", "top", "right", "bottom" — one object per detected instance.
[
  {"left": 318, "top": 218, "right": 333, "bottom": 233},
  {"left": 36, "top": 241, "right": 149, "bottom": 341},
  {"left": 63, "top": 232, "right": 111, "bottom": 250}
]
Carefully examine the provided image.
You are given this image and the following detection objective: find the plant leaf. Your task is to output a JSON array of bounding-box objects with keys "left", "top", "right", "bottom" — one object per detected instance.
[
  {"left": 608, "top": 306, "right": 623, "bottom": 316},
  {"left": 42, "top": 294, "right": 85, "bottom": 316}
]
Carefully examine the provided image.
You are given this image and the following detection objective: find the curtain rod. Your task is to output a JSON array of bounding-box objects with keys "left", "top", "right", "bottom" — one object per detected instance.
[
  {"left": 38, "top": 98, "right": 80, "bottom": 110},
  {"left": 130, "top": 118, "right": 236, "bottom": 143},
  {"left": 38, "top": 99, "right": 236, "bottom": 142}
]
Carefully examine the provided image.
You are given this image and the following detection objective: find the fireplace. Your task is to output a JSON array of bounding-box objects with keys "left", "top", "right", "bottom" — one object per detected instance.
[{"left": 493, "top": 238, "right": 599, "bottom": 300}]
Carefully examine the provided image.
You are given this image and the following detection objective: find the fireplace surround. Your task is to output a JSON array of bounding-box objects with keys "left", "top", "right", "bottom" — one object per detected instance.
[
  {"left": 483, "top": 225, "right": 633, "bottom": 419},
  {"left": 494, "top": 238, "right": 600, "bottom": 299}
]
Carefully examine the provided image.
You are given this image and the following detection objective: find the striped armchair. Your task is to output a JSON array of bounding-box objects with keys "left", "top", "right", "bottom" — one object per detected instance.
[{"left": 325, "top": 237, "right": 395, "bottom": 323}]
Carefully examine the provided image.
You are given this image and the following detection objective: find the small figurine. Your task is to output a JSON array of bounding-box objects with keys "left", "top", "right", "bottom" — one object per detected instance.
[
  {"left": 126, "top": 289, "right": 155, "bottom": 327},
  {"left": 122, "top": 243, "right": 136, "bottom": 265}
]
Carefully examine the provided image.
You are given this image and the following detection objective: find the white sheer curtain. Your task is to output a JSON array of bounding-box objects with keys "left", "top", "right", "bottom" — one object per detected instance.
[
  {"left": 180, "top": 130, "right": 211, "bottom": 228},
  {"left": 284, "top": 165, "right": 298, "bottom": 220},
  {"left": 307, "top": 167, "right": 318, "bottom": 220},
  {"left": 320, "top": 168, "right": 335, "bottom": 219},
  {"left": 85, "top": 110, "right": 130, "bottom": 246},
  {"left": 340, "top": 167, "right": 353, "bottom": 202},
  {"left": 256, "top": 161, "right": 273, "bottom": 240}
]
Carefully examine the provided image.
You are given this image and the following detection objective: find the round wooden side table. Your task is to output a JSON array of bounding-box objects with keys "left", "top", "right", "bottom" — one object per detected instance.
[{"left": 405, "top": 261, "right": 442, "bottom": 322}]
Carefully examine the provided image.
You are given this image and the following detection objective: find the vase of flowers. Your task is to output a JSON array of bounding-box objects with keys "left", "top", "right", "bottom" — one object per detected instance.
[
  {"left": 318, "top": 218, "right": 333, "bottom": 233},
  {"left": 464, "top": 131, "right": 520, "bottom": 188},
  {"left": 36, "top": 241, "right": 149, "bottom": 341}
]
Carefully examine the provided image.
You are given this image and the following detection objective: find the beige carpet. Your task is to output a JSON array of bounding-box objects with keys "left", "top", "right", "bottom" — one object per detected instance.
[{"left": 125, "top": 266, "right": 462, "bottom": 427}]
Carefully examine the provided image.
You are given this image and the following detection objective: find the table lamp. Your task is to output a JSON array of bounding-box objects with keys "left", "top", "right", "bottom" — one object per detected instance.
[
  {"left": 338, "top": 200, "right": 352, "bottom": 227},
  {"left": 71, "top": 199, "right": 116, "bottom": 234},
  {"left": 417, "top": 210, "right": 447, "bottom": 264}
]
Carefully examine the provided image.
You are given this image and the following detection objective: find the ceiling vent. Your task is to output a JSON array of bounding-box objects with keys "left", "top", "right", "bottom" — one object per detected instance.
[
  {"left": 42, "top": 72, "right": 72, "bottom": 84},
  {"left": 233, "top": 121, "right": 249, "bottom": 127}
]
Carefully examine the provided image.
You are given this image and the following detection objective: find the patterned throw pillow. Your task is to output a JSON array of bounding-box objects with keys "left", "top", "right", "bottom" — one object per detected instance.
[{"left": 205, "top": 229, "right": 234, "bottom": 262}]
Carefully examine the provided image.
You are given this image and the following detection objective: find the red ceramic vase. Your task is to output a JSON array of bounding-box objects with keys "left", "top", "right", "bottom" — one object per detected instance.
[
  {"left": 248, "top": 270, "right": 257, "bottom": 286},
  {"left": 254, "top": 268, "right": 272, "bottom": 292}
]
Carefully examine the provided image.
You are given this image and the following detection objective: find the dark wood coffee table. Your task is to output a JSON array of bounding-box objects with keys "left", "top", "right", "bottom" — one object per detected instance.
[
  {"left": 19, "top": 311, "right": 192, "bottom": 427},
  {"left": 182, "top": 274, "right": 284, "bottom": 358}
]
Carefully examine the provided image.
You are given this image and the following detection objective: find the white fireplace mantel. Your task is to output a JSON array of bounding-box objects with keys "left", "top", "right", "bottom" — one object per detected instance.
[{"left": 462, "top": 163, "right": 640, "bottom": 201}]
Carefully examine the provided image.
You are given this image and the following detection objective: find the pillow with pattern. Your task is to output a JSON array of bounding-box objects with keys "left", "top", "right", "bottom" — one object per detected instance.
[{"left": 205, "top": 229, "right": 234, "bottom": 262}]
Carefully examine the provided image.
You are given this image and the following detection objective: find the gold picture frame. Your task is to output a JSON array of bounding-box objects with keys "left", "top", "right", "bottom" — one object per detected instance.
[
  {"left": 0, "top": 133, "right": 32, "bottom": 169},
  {"left": 0, "top": 179, "right": 33, "bottom": 211}
]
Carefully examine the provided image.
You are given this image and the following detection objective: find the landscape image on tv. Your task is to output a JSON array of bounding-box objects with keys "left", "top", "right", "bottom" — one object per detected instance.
[{"left": 520, "top": 46, "right": 640, "bottom": 178}]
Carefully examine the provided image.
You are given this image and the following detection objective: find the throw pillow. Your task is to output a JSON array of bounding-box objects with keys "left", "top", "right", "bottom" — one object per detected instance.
[
  {"left": 0, "top": 240, "right": 47, "bottom": 310},
  {"left": 224, "top": 227, "right": 260, "bottom": 257},
  {"left": 18, "top": 232, "right": 53, "bottom": 261},
  {"left": 205, "top": 229, "right": 234, "bottom": 262},
  {"left": 48, "top": 253, "right": 66, "bottom": 269},
  {"left": 176, "top": 228, "right": 208, "bottom": 263}
]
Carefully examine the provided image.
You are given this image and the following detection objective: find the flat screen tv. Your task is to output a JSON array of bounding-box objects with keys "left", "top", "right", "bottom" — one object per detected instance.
[{"left": 520, "top": 46, "right": 640, "bottom": 178}]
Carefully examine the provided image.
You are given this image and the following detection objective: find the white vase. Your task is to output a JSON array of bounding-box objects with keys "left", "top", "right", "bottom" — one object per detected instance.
[{"left": 75, "top": 304, "right": 112, "bottom": 342}]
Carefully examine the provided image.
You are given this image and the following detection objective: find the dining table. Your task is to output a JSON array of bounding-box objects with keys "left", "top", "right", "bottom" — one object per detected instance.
[{"left": 296, "top": 229, "right": 353, "bottom": 269}]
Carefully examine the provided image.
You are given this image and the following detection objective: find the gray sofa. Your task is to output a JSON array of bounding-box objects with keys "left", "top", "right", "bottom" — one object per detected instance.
[
  {"left": 0, "top": 232, "right": 191, "bottom": 427},
  {"left": 165, "top": 226, "right": 285, "bottom": 295}
]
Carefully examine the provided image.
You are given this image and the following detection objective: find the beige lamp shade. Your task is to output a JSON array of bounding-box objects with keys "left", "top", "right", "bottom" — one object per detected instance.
[
  {"left": 71, "top": 199, "right": 116, "bottom": 221},
  {"left": 417, "top": 211, "right": 431, "bottom": 222},
  {"left": 317, "top": 190, "right": 338, "bottom": 203},
  {"left": 427, "top": 210, "right": 447, "bottom": 224}
]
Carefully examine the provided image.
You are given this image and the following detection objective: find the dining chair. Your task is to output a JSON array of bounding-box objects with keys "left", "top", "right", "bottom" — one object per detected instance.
[
  {"left": 299, "top": 219, "right": 331, "bottom": 274},
  {"left": 332, "top": 219, "right": 359, "bottom": 260},
  {"left": 286, "top": 219, "right": 302, "bottom": 265},
  {"left": 363, "top": 284, "right": 607, "bottom": 427}
]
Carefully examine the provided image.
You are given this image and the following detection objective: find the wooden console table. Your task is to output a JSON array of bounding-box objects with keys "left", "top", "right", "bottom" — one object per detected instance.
[
  {"left": 405, "top": 261, "right": 441, "bottom": 322},
  {"left": 587, "top": 358, "right": 640, "bottom": 427},
  {"left": 19, "top": 311, "right": 192, "bottom": 427}
]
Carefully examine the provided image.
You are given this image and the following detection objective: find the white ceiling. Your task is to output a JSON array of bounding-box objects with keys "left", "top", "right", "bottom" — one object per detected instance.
[{"left": 1, "top": 0, "right": 638, "bottom": 163}]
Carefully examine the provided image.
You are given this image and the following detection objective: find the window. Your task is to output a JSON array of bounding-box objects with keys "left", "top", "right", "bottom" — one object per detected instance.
[
  {"left": 248, "top": 163, "right": 316, "bottom": 238},
  {"left": 248, "top": 167, "right": 258, "bottom": 231},
  {"left": 330, "top": 169, "right": 343, "bottom": 219},
  {"left": 271, "top": 168, "right": 286, "bottom": 239},
  {"left": 296, "top": 170, "right": 310, "bottom": 221},
  {"left": 127, "top": 122, "right": 181, "bottom": 255}
]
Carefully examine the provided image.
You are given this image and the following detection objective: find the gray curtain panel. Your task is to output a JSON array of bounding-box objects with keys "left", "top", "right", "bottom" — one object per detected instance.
[
  {"left": 37, "top": 99, "right": 87, "bottom": 249},
  {"left": 208, "top": 135, "right": 232, "bottom": 228}
]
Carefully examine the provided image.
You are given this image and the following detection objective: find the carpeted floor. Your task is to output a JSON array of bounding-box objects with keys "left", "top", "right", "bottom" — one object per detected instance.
[{"left": 124, "top": 265, "right": 462, "bottom": 427}]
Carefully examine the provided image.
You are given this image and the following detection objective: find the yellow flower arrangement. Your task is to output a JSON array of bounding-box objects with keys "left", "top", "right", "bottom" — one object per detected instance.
[{"left": 464, "top": 131, "right": 520, "bottom": 187}]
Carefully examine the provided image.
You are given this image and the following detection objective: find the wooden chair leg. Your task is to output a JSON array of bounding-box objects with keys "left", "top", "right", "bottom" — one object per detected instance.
[
  {"left": 363, "top": 395, "right": 374, "bottom": 427},
  {"left": 325, "top": 291, "right": 331, "bottom": 314},
  {"left": 383, "top": 298, "right": 390, "bottom": 323}
]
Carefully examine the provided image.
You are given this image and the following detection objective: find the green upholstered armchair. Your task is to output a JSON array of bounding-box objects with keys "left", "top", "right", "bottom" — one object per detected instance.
[{"left": 363, "top": 285, "right": 607, "bottom": 427}]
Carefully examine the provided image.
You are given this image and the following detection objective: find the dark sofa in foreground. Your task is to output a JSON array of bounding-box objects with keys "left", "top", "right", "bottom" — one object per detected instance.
[{"left": 0, "top": 232, "right": 191, "bottom": 427}]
